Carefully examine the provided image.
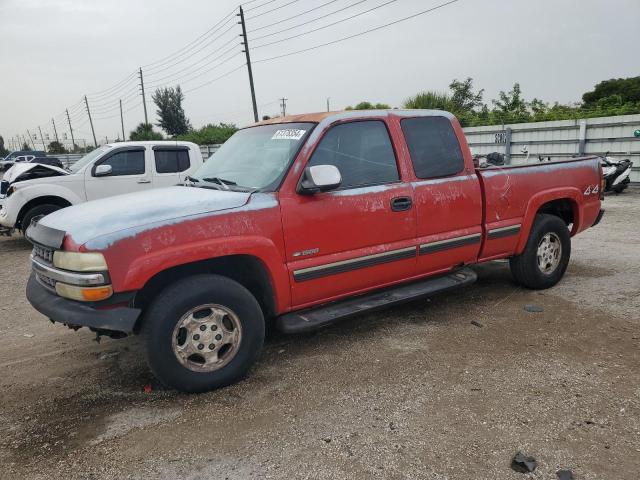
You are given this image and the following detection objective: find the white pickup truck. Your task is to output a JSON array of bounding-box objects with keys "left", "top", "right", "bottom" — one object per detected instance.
[{"left": 0, "top": 141, "right": 204, "bottom": 234}]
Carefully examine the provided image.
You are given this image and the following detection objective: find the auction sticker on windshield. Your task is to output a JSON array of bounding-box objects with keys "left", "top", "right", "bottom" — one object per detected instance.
[{"left": 272, "top": 129, "right": 306, "bottom": 140}]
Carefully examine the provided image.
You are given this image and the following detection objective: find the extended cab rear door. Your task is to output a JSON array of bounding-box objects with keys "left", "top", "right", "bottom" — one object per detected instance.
[
  {"left": 151, "top": 146, "right": 193, "bottom": 188},
  {"left": 399, "top": 115, "right": 483, "bottom": 274},
  {"left": 84, "top": 146, "right": 153, "bottom": 201},
  {"left": 279, "top": 119, "right": 416, "bottom": 308}
]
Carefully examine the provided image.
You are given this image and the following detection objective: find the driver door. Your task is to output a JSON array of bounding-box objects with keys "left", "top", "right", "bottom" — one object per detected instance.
[
  {"left": 279, "top": 120, "right": 416, "bottom": 307},
  {"left": 84, "top": 147, "right": 152, "bottom": 200}
]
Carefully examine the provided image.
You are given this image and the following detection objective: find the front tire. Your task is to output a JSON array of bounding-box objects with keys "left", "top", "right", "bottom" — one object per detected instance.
[
  {"left": 142, "top": 274, "right": 265, "bottom": 393},
  {"left": 509, "top": 214, "right": 571, "bottom": 290},
  {"left": 21, "top": 204, "right": 61, "bottom": 232}
]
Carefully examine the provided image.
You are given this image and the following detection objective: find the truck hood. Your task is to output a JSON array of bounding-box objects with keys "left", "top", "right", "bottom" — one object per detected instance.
[
  {"left": 3, "top": 162, "right": 69, "bottom": 183},
  {"left": 37, "top": 186, "right": 252, "bottom": 246}
]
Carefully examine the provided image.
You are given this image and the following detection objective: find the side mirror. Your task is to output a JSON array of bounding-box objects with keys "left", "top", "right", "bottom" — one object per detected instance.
[
  {"left": 298, "top": 164, "right": 342, "bottom": 195},
  {"left": 94, "top": 164, "right": 112, "bottom": 177}
]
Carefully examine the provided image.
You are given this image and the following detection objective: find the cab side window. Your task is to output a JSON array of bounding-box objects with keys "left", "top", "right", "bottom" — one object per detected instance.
[
  {"left": 401, "top": 116, "right": 465, "bottom": 179},
  {"left": 98, "top": 150, "right": 145, "bottom": 176},
  {"left": 308, "top": 121, "right": 399, "bottom": 189},
  {"left": 154, "top": 149, "right": 190, "bottom": 173}
]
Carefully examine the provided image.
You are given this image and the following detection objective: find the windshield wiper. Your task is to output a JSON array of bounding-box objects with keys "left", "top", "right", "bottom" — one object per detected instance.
[
  {"left": 202, "top": 177, "right": 237, "bottom": 191},
  {"left": 185, "top": 175, "right": 200, "bottom": 183}
]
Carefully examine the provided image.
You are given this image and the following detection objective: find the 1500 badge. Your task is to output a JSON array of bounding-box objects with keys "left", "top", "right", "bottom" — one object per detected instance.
[{"left": 293, "top": 248, "right": 319, "bottom": 258}]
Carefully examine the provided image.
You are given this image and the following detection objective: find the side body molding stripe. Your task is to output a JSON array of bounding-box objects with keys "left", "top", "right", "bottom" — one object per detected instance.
[
  {"left": 419, "top": 233, "right": 481, "bottom": 255},
  {"left": 293, "top": 247, "right": 416, "bottom": 282},
  {"left": 487, "top": 224, "right": 521, "bottom": 240}
]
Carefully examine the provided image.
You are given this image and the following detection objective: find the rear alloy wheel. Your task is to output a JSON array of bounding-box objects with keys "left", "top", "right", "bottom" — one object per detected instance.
[
  {"left": 510, "top": 214, "right": 571, "bottom": 289},
  {"left": 143, "top": 274, "right": 265, "bottom": 393}
]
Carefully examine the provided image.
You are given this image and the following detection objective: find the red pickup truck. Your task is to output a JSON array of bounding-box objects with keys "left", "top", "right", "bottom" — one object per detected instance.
[{"left": 25, "top": 110, "right": 604, "bottom": 392}]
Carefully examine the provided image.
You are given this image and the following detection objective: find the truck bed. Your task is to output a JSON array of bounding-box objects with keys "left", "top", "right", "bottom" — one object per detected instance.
[{"left": 476, "top": 156, "right": 602, "bottom": 261}]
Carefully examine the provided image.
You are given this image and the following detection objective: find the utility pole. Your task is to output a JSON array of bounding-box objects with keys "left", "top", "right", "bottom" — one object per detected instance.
[
  {"left": 138, "top": 67, "right": 148, "bottom": 125},
  {"left": 119, "top": 99, "right": 126, "bottom": 141},
  {"left": 65, "top": 109, "right": 76, "bottom": 151},
  {"left": 326, "top": 97, "right": 331, "bottom": 112},
  {"left": 238, "top": 6, "right": 259, "bottom": 122},
  {"left": 38, "top": 126, "right": 47, "bottom": 152},
  {"left": 26, "top": 130, "right": 35, "bottom": 149},
  {"left": 84, "top": 95, "right": 98, "bottom": 148},
  {"left": 280, "top": 97, "right": 288, "bottom": 117},
  {"left": 51, "top": 118, "right": 60, "bottom": 144}
]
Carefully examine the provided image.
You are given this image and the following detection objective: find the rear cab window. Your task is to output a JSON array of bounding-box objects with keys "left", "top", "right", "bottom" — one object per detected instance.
[
  {"left": 308, "top": 120, "right": 399, "bottom": 189},
  {"left": 154, "top": 148, "right": 191, "bottom": 174},
  {"left": 400, "top": 116, "right": 465, "bottom": 179}
]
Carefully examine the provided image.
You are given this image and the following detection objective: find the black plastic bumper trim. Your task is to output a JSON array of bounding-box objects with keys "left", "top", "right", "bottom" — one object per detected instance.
[
  {"left": 592, "top": 209, "right": 605, "bottom": 226},
  {"left": 26, "top": 274, "right": 140, "bottom": 334}
]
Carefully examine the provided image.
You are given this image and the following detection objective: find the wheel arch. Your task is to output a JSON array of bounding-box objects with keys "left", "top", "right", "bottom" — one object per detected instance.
[
  {"left": 16, "top": 195, "right": 73, "bottom": 230},
  {"left": 133, "top": 254, "right": 277, "bottom": 330},
  {"left": 515, "top": 188, "right": 582, "bottom": 255}
]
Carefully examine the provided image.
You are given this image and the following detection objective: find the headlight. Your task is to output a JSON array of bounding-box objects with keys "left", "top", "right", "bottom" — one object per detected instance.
[{"left": 53, "top": 251, "right": 108, "bottom": 272}]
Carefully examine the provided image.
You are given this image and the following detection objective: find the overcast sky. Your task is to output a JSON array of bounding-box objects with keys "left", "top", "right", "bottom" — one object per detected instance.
[{"left": 1, "top": 0, "right": 639, "bottom": 148}]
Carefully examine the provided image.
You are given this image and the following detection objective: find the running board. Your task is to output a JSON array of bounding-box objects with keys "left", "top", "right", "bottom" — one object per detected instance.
[{"left": 276, "top": 267, "right": 477, "bottom": 334}]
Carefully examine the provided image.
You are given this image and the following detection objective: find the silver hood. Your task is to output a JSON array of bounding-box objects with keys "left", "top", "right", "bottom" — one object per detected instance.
[{"left": 37, "top": 186, "right": 252, "bottom": 246}]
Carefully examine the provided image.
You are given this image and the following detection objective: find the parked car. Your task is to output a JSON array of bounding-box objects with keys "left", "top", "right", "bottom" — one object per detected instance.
[
  {"left": 0, "top": 141, "right": 203, "bottom": 234},
  {"left": 24, "top": 110, "right": 604, "bottom": 393},
  {"left": 0, "top": 150, "right": 47, "bottom": 171}
]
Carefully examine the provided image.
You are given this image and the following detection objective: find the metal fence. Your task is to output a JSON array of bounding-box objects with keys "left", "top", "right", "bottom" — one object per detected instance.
[{"left": 463, "top": 114, "right": 640, "bottom": 182}]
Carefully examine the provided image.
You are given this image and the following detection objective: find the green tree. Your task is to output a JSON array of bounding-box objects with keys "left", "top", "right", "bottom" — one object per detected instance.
[
  {"left": 129, "top": 123, "right": 163, "bottom": 141},
  {"left": 403, "top": 91, "right": 456, "bottom": 111},
  {"left": 449, "top": 78, "right": 484, "bottom": 114},
  {"left": 492, "top": 83, "right": 530, "bottom": 123},
  {"left": 177, "top": 123, "right": 238, "bottom": 145},
  {"left": 152, "top": 85, "right": 191, "bottom": 136},
  {"left": 345, "top": 101, "right": 391, "bottom": 110},
  {"left": 47, "top": 141, "right": 67, "bottom": 154},
  {"left": 22, "top": 143, "right": 31, "bottom": 151},
  {"left": 582, "top": 77, "right": 640, "bottom": 107}
]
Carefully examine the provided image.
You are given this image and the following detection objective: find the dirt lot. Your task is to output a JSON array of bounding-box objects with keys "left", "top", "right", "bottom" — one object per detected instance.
[{"left": 0, "top": 189, "right": 639, "bottom": 480}]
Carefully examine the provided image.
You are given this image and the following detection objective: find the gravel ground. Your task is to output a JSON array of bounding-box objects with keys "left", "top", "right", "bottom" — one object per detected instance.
[{"left": 0, "top": 188, "right": 639, "bottom": 480}]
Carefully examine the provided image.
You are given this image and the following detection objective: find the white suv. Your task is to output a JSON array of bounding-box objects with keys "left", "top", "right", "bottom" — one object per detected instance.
[{"left": 0, "top": 141, "right": 204, "bottom": 234}]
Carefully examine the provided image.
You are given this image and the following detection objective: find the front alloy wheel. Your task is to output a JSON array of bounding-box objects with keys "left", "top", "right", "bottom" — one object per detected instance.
[{"left": 173, "top": 304, "right": 242, "bottom": 372}]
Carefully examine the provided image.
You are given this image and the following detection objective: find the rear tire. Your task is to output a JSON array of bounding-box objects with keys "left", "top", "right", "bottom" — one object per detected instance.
[
  {"left": 509, "top": 214, "right": 571, "bottom": 290},
  {"left": 142, "top": 274, "right": 265, "bottom": 393},
  {"left": 20, "top": 204, "right": 61, "bottom": 232}
]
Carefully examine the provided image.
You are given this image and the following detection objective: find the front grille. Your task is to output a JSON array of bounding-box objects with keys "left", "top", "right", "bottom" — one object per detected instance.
[{"left": 32, "top": 244, "right": 54, "bottom": 264}]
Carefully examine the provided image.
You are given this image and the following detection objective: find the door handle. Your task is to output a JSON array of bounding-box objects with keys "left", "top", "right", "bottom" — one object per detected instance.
[
  {"left": 391, "top": 196, "right": 412, "bottom": 212},
  {"left": 137, "top": 179, "right": 151, "bottom": 184}
]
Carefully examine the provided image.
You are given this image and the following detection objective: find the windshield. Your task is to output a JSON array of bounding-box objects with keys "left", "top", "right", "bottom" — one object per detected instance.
[
  {"left": 68, "top": 145, "right": 112, "bottom": 173},
  {"left": 191, "top": 123, "right": 314, "bottom": 191}
]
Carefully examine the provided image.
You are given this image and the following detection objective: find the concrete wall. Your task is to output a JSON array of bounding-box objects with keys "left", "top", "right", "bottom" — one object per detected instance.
[{"left": 463, "top": 114, "right": 640, "bottom": 181}]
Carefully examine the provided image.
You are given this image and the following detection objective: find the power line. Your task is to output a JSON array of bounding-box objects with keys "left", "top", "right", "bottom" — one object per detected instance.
[
  {"left": 145, "top": 50, "right": 242, "bottom": 91},
  {"left": 145, "top": 41, "right": 241, "bottom": 87},
  {"left": 248, "top": 0, "right": 340, "bottom": 33},
  {"left": 246, "top": 0, "right": 301, "bottom": 20},
  {"left": 244, "top": 0, "right": 278, "bottom": 13},
  {"left": 251, "top": 0, "right": 368, "bottom": 41},
  {"left": 252, "top": 0, "right": 400, "bottom": 50},
  {"left": 254, "top": 0, "right": 460, "bottom": 63},
  {"left": 183, "top": 63, "right": 247, "bottom": 94},
  {"left": 143, "top": 7, "right": 238, "bottom": 70},
  {"left": 145, "top": 23, "right": 238, "bottom": 77}
]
